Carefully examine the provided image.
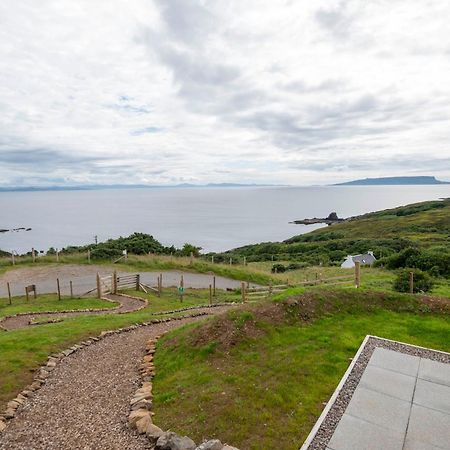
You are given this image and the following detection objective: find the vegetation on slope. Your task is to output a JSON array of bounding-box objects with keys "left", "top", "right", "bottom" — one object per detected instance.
[
  {"left": 153, "top": 288, "right": 450, "bottom": 450},
  {"left": 208, "top": 199, "right": 450, "bottom": 274}
]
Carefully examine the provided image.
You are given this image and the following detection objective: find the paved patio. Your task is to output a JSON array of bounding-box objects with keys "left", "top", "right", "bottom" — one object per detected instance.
[{"left": 302, "top": 337, "right": 450, "bottom": 450}]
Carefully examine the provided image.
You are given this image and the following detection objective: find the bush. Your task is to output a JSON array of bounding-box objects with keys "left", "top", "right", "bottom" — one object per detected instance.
[
  {"left": 271, "top": 263, "right": 286, "bottom": 273},
  {"left": 393, "top": 269, "right": 434, "bottom": 293}
]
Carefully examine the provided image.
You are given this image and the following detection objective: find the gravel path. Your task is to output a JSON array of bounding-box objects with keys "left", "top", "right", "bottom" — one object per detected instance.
[
  {"left": 0, "top": 306, "right": 233, "bottom": 450},
  {"left": 0, "top": 294, "right": 145, "bottom": 331}
]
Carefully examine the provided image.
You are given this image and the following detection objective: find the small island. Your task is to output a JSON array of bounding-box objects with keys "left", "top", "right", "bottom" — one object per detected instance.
[
  {"left": 290, "top": 212, "right": 346, "bottom": 225},
  {"left": 334, "top": 176, "right": 450, "bottom": 186}
]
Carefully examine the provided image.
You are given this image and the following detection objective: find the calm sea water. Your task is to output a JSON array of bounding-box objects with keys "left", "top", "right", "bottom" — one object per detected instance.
[{"left": 1, "top": 185, "right": 450, "bottom": 254}]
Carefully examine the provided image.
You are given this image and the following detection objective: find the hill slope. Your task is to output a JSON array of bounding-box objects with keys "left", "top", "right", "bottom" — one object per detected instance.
[{"left": 211, "top": 198, "right": 450, "bottom": 273}]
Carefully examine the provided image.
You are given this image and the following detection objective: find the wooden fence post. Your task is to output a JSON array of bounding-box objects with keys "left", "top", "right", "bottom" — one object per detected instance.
[
  {"left": 229, "top": 257, "right": 232, "bottom": 266},
  {"left": 32, "top": 248, "right": 36, "bottom": 263},
  {"left": 241, "top": 282, "right": 246, "bottom": 303},
  {"left": 87, "top": 250, "right": 91, "bottom": 264},
  {"left": 355, "top": 262, "right": 361, "bottom": 288},
  {"left": 70, "top": 280, "right": 73, "bottom": 298},
  {"left": 243, "top": 256, "right": 246, "bottom": 266},
  {"left": 213, "top": 276, "right": 216, "bottom": 297},
  {"left": 11, "top": 252, "right": 15, "bottom": 265},
  {"left": 113, "top": 270, "right": 118, "bottom": 294},
  {"left": 209, "top": 284, "right": 212, "bottom": 306},
  {"left": 409, "top": 271, "right": 414, "bottom": 294},
  {"left": 25, "top": 287, "right": 29, "bottom": 302},
  {"left": 56, "top": 250, "right": 59, "bottom": 262},
  {"left": 211, "top": 255, "right": 214, "bottom": 264},
  {"left": 159, "top": 273, "right": 162, "bottom": 296},
  {"left": 96, "top": 273, "right": 102, "bottom": 298},
  {"left": 180, "top": 275, "right": 184, "bottom": 302},
  {"left": 56, "top": 278, "right": 61, "bottom": 301},
  {"left": 190, "top": 252, "right": 194, "bottom": 265},
  {"left": 136, "top": 274, "right": 140, "bottom": 291},
  {"left": 7, "top": 282, "right": 12, "bottom": 305}
]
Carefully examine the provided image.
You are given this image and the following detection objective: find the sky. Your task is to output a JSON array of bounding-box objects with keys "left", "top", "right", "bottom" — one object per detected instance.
[{"left": 1, "top": 0, "right": 450, "bottom": 187}]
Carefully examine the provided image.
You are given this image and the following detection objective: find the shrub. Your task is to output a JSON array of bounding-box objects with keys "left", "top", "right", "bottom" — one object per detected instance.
[
  {"left": 393, "top": 269, "right": 434, "bottom": 293},
  {"left": 271, "top": 263, "right": 286, "bottom": 273}
]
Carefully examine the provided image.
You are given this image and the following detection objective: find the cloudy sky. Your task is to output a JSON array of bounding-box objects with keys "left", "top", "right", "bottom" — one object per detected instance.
[{"left": 1, "top": 0, "right": 450, "bottom": 187}]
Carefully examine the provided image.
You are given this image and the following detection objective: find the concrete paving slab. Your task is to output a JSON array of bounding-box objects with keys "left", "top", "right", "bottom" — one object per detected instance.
[
  {"left": 301, "top": 336, "right": 450, "bottom": 450},
  {"left": 358, "top": 364, "right": 416, "bottom": 402},
  {"left": 403, "top": 437, "right": 444, "bottom": 450},
  {"left": 413, "top": 378, "right": 450, "bottom": 415},
  {"left": 369, "top": 347, "right": 420, "bottom": 377},
  {"left": 418, "top": 358, "right": 450, "bottom": 387},
  {"left": 406, "top": 404, "right": 450, "bottom": 449},
  {"left": 327, "top": 413, "right": 404, "bottom": 450},
  {"left": 345, "top": 387, "right": 410, "bottom": 433}
]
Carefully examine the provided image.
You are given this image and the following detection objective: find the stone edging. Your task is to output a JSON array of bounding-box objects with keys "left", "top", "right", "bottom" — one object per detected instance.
[
  {"left": 0, "top": 296, "right": 122, "bottom": 328},
  {"left": 128, "top": 335, "right": 240, "bottom": 450},
  {"left": 0, "top": 311, "right": 209, "bottom": 434},
  {"left": 0, "top": 293, "right": 148, "bottom": 332},
  {"left": 149, "top": 302, "right": 239, "bottom": 316}
]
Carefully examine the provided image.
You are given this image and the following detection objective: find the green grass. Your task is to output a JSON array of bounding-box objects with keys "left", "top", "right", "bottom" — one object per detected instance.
[
  {"left": 0, "top": 287, "right": 241, "bottom": 410},
  {"left": 152, "top": 288, "right": 450, "bottom": 450},
  {"left": 0, "top": 295, "right": 117, "bottom": 318}
]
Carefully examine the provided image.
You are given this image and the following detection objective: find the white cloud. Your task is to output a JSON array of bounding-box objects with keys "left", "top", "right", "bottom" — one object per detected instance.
[{"left": 1, "top": 0, "right": 450, "bottom": 186}]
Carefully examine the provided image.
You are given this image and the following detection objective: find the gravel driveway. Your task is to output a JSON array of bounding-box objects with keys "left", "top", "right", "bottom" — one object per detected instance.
[
  {"left": 0, "top": 307, "right": 234, "bottom": 450},
  {"left": 0, "top": 265, "right": 254, "bottom": 298}
]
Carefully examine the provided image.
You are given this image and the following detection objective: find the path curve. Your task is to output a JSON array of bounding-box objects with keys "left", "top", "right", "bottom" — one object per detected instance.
[
  {"left": 0, "top": 294, "right": 145, "bottom": 331},
  {"left": 0, "top": 306, "right": 234, "bottom": 450}
]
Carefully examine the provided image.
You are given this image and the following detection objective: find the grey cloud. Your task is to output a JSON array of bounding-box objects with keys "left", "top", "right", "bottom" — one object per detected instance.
[
  {"left": 153, "top": 0, "right": 215, "bottom": 44},
  {"left": 0, "top": 149, "right": 111, "bottom": 167},
  {"left": 315, "top": 1, "right": 354, "bottom": 39}
]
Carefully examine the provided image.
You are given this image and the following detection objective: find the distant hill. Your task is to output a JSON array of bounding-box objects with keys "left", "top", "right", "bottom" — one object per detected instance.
[
  {"left": 0, "top": 183, "right": 279, "bottom": 193},
  {"left": 334, "top": 176, "right": 450, "bottom": 186}
]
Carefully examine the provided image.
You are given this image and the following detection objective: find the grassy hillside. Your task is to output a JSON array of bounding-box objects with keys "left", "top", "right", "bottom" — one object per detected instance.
[
  {"left": 209, "top": 199, "right": 450, "bottom": 273},
  {"left": 152, "top": 288, "right": 450, "bottom": 450}
]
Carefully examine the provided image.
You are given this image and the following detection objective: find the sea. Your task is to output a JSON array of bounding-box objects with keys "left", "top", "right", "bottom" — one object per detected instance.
[{"left": 1, "top": 185, "right": 450, "bottom": 255}]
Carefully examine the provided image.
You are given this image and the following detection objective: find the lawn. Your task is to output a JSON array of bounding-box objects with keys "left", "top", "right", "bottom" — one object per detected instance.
[
  {"left": 0, "top": 294, "right": 117, "bottom": 318},
  {"left": 152, "top": 288, "right": 450, "bottom": 450}
]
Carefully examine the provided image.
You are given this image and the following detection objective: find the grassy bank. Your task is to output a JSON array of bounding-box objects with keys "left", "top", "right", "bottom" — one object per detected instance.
[{"left": 152, "top": 288, "right": 450, "bottom": 450}]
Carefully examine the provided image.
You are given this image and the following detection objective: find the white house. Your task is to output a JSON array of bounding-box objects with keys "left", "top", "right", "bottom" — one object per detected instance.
[{"left": 341, "top": 251, "right": 376, "bottom": 269}]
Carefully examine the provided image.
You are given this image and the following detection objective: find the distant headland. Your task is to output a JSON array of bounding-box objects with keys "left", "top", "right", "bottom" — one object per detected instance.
[{"left": 334, "top": 176, "right": 450, "bottom": 186}]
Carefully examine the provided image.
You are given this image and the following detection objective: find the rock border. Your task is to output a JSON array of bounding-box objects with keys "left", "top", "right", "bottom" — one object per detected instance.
[
  {"left": 301, "top": 335, "right": 450, "bottom": 450},
  {"left": 0, "top": 310, "right": 210, "bottom": 433},
  {"left": 0, "top": 293, "right": 148, "bottom": 331},
  {"left": 128, "top": 334, "right": 240, "bottom": 450}
]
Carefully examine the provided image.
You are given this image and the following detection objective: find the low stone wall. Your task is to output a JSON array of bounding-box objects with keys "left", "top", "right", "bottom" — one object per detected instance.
[{"left": 128, "top": 336, "right": 240, "bottom": 450}]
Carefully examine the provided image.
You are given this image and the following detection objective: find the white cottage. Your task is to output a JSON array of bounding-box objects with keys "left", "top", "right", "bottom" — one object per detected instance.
[{"left": 341, "top": 251, "right": 376, "bottom": 269}]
